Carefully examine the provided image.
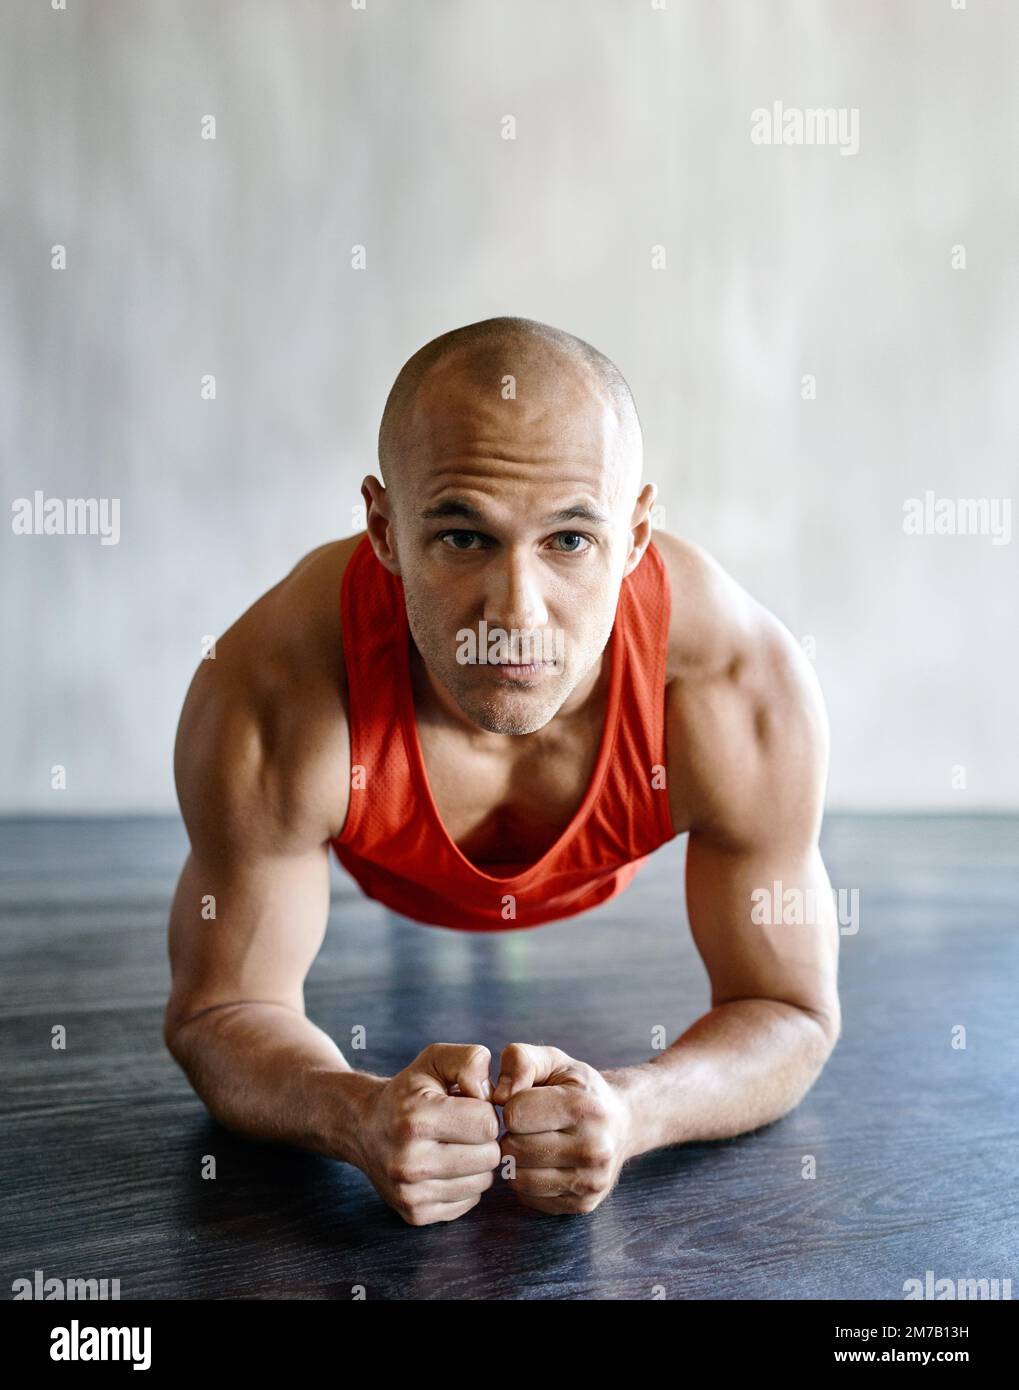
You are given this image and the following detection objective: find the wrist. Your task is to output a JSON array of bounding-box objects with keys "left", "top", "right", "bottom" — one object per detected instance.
[
  {"left": 603, "top": 1060, "right": 679, "bottom": 1161},
  {"left": 303, "top": 1066, "right": 387, "bottom": 1170}
]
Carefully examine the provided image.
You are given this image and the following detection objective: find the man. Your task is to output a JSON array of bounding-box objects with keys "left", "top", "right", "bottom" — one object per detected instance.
[{"left": 164, "top": 316, "right": 840, "bottom": 1226}]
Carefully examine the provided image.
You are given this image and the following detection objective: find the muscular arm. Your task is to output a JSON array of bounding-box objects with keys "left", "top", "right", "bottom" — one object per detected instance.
[
  {"left": 163, "top": 588, "right": 384, "bottom": 1170},
  {"left": 610, "top": 605, "right": 841, "bottom": 1156},
  {"left": 165, "top": 856, "right": 382, "bottom": 1169}
]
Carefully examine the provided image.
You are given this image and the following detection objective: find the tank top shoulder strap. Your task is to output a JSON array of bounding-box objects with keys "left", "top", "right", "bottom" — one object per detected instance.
[
  {"left": 612, "top": 537, "right": 674, "bottom": 843},
  {"left": 335, "top": 534, "right": 405, "bottom": 847}
]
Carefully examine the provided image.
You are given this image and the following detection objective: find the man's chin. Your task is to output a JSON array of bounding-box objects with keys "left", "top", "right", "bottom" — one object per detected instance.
[{"left": 458, "top": 690, "right": 560, "bottom": 737}]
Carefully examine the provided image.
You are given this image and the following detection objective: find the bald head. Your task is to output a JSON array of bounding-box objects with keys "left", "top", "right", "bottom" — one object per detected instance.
[
  {"left": 364, "top": 317, "right": 657, "bottom": 738},
  {"left": 377, "top": 316, "right": 643, "bottom": 507}
]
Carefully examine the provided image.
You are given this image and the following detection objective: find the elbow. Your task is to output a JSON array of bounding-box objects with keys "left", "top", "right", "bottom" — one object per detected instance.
[
  {"left": 162, "top": 1015, "right": 181, "bottom": 1061},
  {"left": 162, "top": 1002, "right": 190, "bottom": 1060},
  {"left": 819, "top": 1000, "right": 842, "bottom": 1048},
  {"left": 802, "top": 1001, "right": 841, "bottom": 1059}
]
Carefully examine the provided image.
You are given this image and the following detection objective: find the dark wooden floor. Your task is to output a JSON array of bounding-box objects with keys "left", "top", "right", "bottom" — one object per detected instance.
[{"left": 1, "top": 816, "right": 1016, "bottom": 1300}]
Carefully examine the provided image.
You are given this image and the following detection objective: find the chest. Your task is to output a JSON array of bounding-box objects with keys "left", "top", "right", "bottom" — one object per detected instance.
[{"left": 416, "top": 719, "right": 602, "bottom": 869}]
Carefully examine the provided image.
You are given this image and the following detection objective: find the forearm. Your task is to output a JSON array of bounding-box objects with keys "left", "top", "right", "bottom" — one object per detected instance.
[
  {"left": 606, "top": 999, "right": 837, "bottom": 1159},
  {"left": 165, "top": 1001, "right": 386, "bottom": 1169}
]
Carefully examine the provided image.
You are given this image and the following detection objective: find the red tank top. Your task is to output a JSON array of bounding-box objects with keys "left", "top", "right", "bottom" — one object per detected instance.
[{"left": 330, "top": 535, "right": 675, "bottom": 930}]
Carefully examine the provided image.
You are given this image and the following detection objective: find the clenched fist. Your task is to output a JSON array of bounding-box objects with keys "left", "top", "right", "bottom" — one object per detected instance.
[
  {"left": 359, "top": 1043, "right": 501, "bottom": 1226},
  {"left": 492, "top": 1044, "right": 634, "bottom": 1215}
]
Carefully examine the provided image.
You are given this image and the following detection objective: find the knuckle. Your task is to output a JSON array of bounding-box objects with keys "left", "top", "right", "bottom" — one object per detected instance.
[
  {"left": 562, "top": 1184, "right": 601, "bottom": 1212},
  {"left": 391, "top": 1107, "right": 427, "bottom": 1143},
  {"left": 390, "top": 1187, "right": 414, "bottom": 1214},
  {"left": 454, "top": 1197, "right": 481, "bottom": 1219},
  {"left": 388, "top": 1152, "right": 427, "bottom": 1186},
  {"left": 576, "top": 1092, "right": 609, "bottom": 1122}
]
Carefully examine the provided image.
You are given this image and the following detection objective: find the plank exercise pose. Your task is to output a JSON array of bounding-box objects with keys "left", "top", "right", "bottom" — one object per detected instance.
[{"left": 164, "top": 316, "right": 841, "bottom": 1225}]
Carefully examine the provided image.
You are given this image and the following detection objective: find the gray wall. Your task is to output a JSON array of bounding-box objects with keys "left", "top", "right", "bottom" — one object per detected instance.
[{"left": 2, "top": 0, "right": 1016, "bottom": 813}]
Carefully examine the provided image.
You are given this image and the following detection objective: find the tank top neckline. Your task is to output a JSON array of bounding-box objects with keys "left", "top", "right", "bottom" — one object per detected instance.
[{"left": 395, "top": 595, "right": 625, "bottom": 886}]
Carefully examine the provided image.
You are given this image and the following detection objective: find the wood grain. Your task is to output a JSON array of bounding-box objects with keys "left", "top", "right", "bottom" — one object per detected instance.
[{"left": 1, "top": 815, "right": 1016, "bottom": 1300}]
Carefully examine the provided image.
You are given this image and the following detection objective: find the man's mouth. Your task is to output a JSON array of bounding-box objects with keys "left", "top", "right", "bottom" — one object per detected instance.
[{"left": 486, "top": 660, "right": 552, "bottom": 681}]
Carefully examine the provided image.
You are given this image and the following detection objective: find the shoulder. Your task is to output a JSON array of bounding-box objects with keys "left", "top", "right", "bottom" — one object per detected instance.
[
  {"left": 174, "top": 535, "right": 363, "bottom": 853},
  {"left": 651, "top": 529, "right": 829, "bottom": 849}
]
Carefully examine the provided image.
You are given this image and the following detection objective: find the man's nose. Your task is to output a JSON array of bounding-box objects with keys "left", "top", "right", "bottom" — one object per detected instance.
[{"left": 482, "top": 551, "right": 549, "bottom": 634}]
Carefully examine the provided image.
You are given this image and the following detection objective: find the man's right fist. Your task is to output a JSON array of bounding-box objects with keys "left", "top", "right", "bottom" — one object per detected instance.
[{"left": 358, "top": 1043, "right": 501, "bottom": 1226}]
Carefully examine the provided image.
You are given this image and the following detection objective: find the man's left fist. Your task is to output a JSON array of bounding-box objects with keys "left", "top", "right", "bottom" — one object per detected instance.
[{"left": 492, "top": 1043, "right": 633, "bottom": 1215}]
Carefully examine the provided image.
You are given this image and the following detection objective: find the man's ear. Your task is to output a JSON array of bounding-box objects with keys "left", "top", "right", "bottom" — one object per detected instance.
[
  {"left": 623, "top": 481, "right": 658, "bottom": 578},
  {"left": 362, "top": 476, "right": 401, "bottom": 576}
]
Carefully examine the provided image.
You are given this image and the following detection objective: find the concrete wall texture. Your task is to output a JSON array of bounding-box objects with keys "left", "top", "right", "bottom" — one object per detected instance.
[{"left": 2, "top": 0, "right": 1016, "bottom": 813}]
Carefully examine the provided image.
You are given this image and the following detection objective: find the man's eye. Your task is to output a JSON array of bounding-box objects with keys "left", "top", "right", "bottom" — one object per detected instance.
[
  {"left": 552, "top": 532, "right": 590, "bottom": 554},
  {"left": 439, "top": 530, "right": 484, "bottom": 550},
  {"left": 436, "top": 530, "right": 589, "bottom": 553}
]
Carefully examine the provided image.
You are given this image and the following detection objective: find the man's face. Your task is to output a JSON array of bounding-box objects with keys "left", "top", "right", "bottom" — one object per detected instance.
[{"left": 383, "top": 357, "right": 643, "bottom": 737}]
